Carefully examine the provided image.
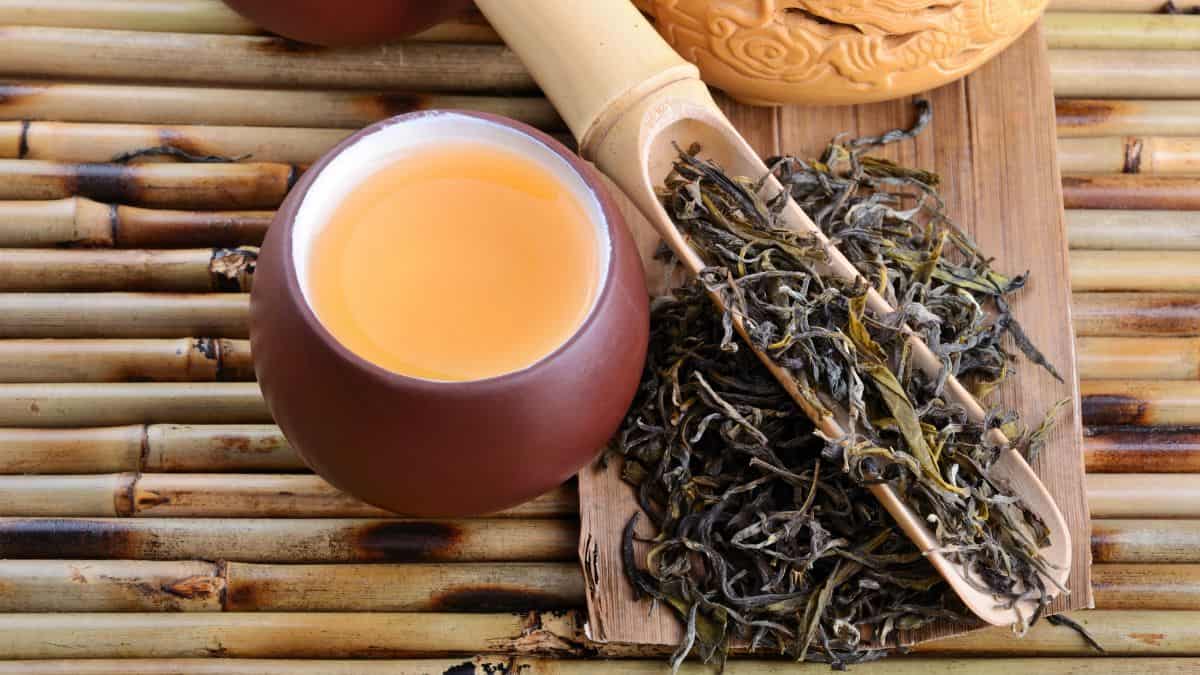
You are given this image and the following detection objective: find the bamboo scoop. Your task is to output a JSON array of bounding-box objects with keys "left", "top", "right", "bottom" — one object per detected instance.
[{"left": 475, "top": 0, "right": 1071, "bottom": 627}]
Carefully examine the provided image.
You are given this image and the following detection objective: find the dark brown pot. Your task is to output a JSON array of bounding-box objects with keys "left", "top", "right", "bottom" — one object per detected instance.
[
  {"left": 250, "top": 110, "right": 649, "bottom": 517},
  {"left": 222, "top": 0, "right": 473, "bottom": 46}
]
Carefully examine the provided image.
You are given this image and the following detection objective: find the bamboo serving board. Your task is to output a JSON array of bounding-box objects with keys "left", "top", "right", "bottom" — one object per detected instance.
[{"left": 579, "top": 23, "right": 1094, "bottom": 649}]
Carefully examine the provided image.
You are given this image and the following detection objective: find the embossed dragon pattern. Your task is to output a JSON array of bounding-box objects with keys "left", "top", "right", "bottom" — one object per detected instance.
[{"left": 634, "top": 0, "right": 1048, "bottom": 103}]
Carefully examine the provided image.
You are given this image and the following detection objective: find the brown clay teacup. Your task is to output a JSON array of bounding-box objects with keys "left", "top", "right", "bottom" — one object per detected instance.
[
  {"left": 250, "top": 111, "right": 649, "bottom": 517},
  {"left": 222, "top": 0, "right": 474, "bottom": 46}
]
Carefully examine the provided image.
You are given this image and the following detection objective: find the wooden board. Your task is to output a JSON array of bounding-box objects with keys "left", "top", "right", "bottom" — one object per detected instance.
[{"left": 579, "top": 23, "right": 1093, "bottom": 649}]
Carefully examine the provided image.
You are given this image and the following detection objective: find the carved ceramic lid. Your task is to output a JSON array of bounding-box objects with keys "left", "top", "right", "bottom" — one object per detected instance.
[{"left": 634, "top": 0, "right": 1049, "bottom": 105}]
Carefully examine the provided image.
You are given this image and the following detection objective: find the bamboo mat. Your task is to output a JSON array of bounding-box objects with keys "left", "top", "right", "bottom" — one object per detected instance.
[{"left": 0, "top": 0, "right": 1198, "bottom": 672}]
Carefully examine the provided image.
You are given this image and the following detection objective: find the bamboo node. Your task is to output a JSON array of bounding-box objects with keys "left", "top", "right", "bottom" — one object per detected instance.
[
  {"left": 161, "top": 574, "right": 224, "bottom": 601},
  {"left": 16, "top": 120, "right": 29, "bottom": 160},
  {"left": 1124, "top": 137, "right": 1143, "bottom": 174},
  {"left": 506, "top": 611, "right": 594, "bottom": 657},
  {"left": 210, "top": 247, "right": 258, "bottom": 292}
]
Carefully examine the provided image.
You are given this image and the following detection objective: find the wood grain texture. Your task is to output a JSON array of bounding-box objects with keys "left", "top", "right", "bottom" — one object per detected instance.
[{"left": 579, "top": 24, "right": 1089, "bottom": 650}]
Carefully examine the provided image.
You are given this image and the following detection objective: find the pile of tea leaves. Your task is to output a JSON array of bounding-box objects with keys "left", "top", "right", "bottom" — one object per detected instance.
[{"left": 616, "top": 101, "right": 1067, "bottom": 669}]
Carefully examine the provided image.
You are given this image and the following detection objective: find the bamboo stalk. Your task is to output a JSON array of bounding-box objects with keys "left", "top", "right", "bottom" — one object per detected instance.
[
  {"left": 0, "top": 0, "right": 258, "bottom": 34},
  {"left": 1093, "top": 564, "right": 1200, "bottom": 610},
  {"left": 1081, "top": 380, "right": 1200, "bottom": 425},
  {"left": 1063, "top": 175, "right": 1200, "bottom": 210},
  {"left": 2, "top": 121, "right": 352, "bottom": 165},
  {"left": 2, "top": 558, "right": 1195, "bottom": 614},
  {"left": 0, "top": 424, "right": 298, "bottom": 474},
  {"left": 1067, "top": 209, "right": 1200, "bottom": 249},
  {"left": 1049, "top": 0, "right": 1200, "bottom": 10},
  {"left": 912, "top": 610, "right": 1200, "bottom": 655},
  {"left": 223, "top": 562, "right": 583, "bottom": 612},
  {"left": 1059, "top": 136, "right": 1200, "bottom": 174},
  {"left": 1084, "top": 427, "right": 1200, "bottom": 472},
  {"left": 1045, "top": 13, "right": 1200, "bottom": 50},
  {"left": 0, "top": 612, "right": 582, "bottom": 659},
  {"left": 0, "top": 610, "right": 1191, "bottom": 658},
  {"left": 1073, "top": 292, "right": 1200, "bottom": 336},
  {"left": 1071, "top": 250, "right": 1200, "bottom": 291},
  {"left": 0, "top": 248, "right": 257, "bottom": 292},
  {"left": 0, "top": 382, "right": 269, "bottom": 426},
  {"left": 1076, "top": 337, "right": 1200, "bottom": 379},
  {"left": 0, "top": 27, "right": 534, "bottom": 92},
  {"left": 127, "top": 473, "right": 373, "bottom": 519},
  {"left": 1093, "top": 519, "right": 1200, "bottom": 562},
  {"left": 1088, "top": 473, "right": 1200, "bottom": 517},
  {"left": 0, "top": 560, "right": 583, "bottom": 613},
  {"left": 1051, "top": 50, "right": 1200, "bottom": 99},
  {"left": 142, "top": 424, "right": 297, "bottom": 472},
  {"left": 0, "top": 518, "right": 578, "bottom": 562},
  {"left": 0, "top": 516, "right": 1166, "bottom": 569},
  {"left": 0, "top": 659, "right": 1192, "bottom": 675},
  {"left": 0, "top": 81, "right": 561, "bottom": 129},
  {"left": 0, "top": 473, "right": 577, "bottom": 518},
  {"left": 1058, "top": 100, "right": 1200, "bottom": 137},
  {"left": 0, "top": 474, "right": 132, "bottom": 516},
  {"left": 0, "top": 426, "right": 144, "bottom": 474},
  {"left": 0, "top": 160, "right": 294, "bottom": 209},
  {"left": 0, "top": 560, "right": 223, "bottom": 612},
  {"left": 0, "top": 339, "right": 254, "bottom": 382},
  {"left": 0, "top": 293, "right": 249, "bottom": 338},
  {"left": 0, "top": 198, "right": 273, "bottom": 249}
]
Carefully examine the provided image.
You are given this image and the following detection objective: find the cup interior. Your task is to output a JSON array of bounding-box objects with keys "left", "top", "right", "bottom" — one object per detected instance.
[{"left": 289, "top": 111, "right": 613, "bottom": 382}]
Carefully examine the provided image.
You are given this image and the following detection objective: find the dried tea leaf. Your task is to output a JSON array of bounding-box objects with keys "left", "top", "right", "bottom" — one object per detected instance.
[{"left": 616, "top": 100, "right": 1064, "bottom": 667}]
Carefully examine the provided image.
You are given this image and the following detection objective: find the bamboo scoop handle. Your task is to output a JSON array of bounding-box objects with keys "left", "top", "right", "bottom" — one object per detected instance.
[{"left": 475, "top": 0, "right": 698, "bottom": 153}]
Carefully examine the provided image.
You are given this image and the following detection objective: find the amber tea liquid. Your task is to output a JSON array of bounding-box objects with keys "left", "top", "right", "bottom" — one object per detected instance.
[{"left": 308, "top": 142, "right": 601, "bottom": 381}]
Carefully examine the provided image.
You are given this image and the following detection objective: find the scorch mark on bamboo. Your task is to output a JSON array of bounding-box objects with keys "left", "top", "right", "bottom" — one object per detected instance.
[
  {"left": 355, "top": 521, "right": 463, "bottom": 562},
  {"left": 1084, "top": 427, "right": 1200, "bottom": 473},
  {"left": 1082, "top": 394, "right": 1150, "bottom": 426},
  {"left": 0, "top": 518, "right": 141, "bottom": 558},
  {"left": 370, "top": 93, "right": 435, "bottom": 119},
  {"left": 1056, "top": 99, "right": 1119, "bottom": 129},
  {"left": 72, "top": 163, "right": 139, "bottom": 205},
  {"left": 250, "top": 37, "right": 327, "bottom": 56},
  {"left": 430, "top": 586, "right": 578, "bottom": 612},
  {"left": 0, "top": 82, "right": 39, "bottom": 107},
  {"left": 1128, "top": 632, "right": 1166, "bottom": 647}
]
